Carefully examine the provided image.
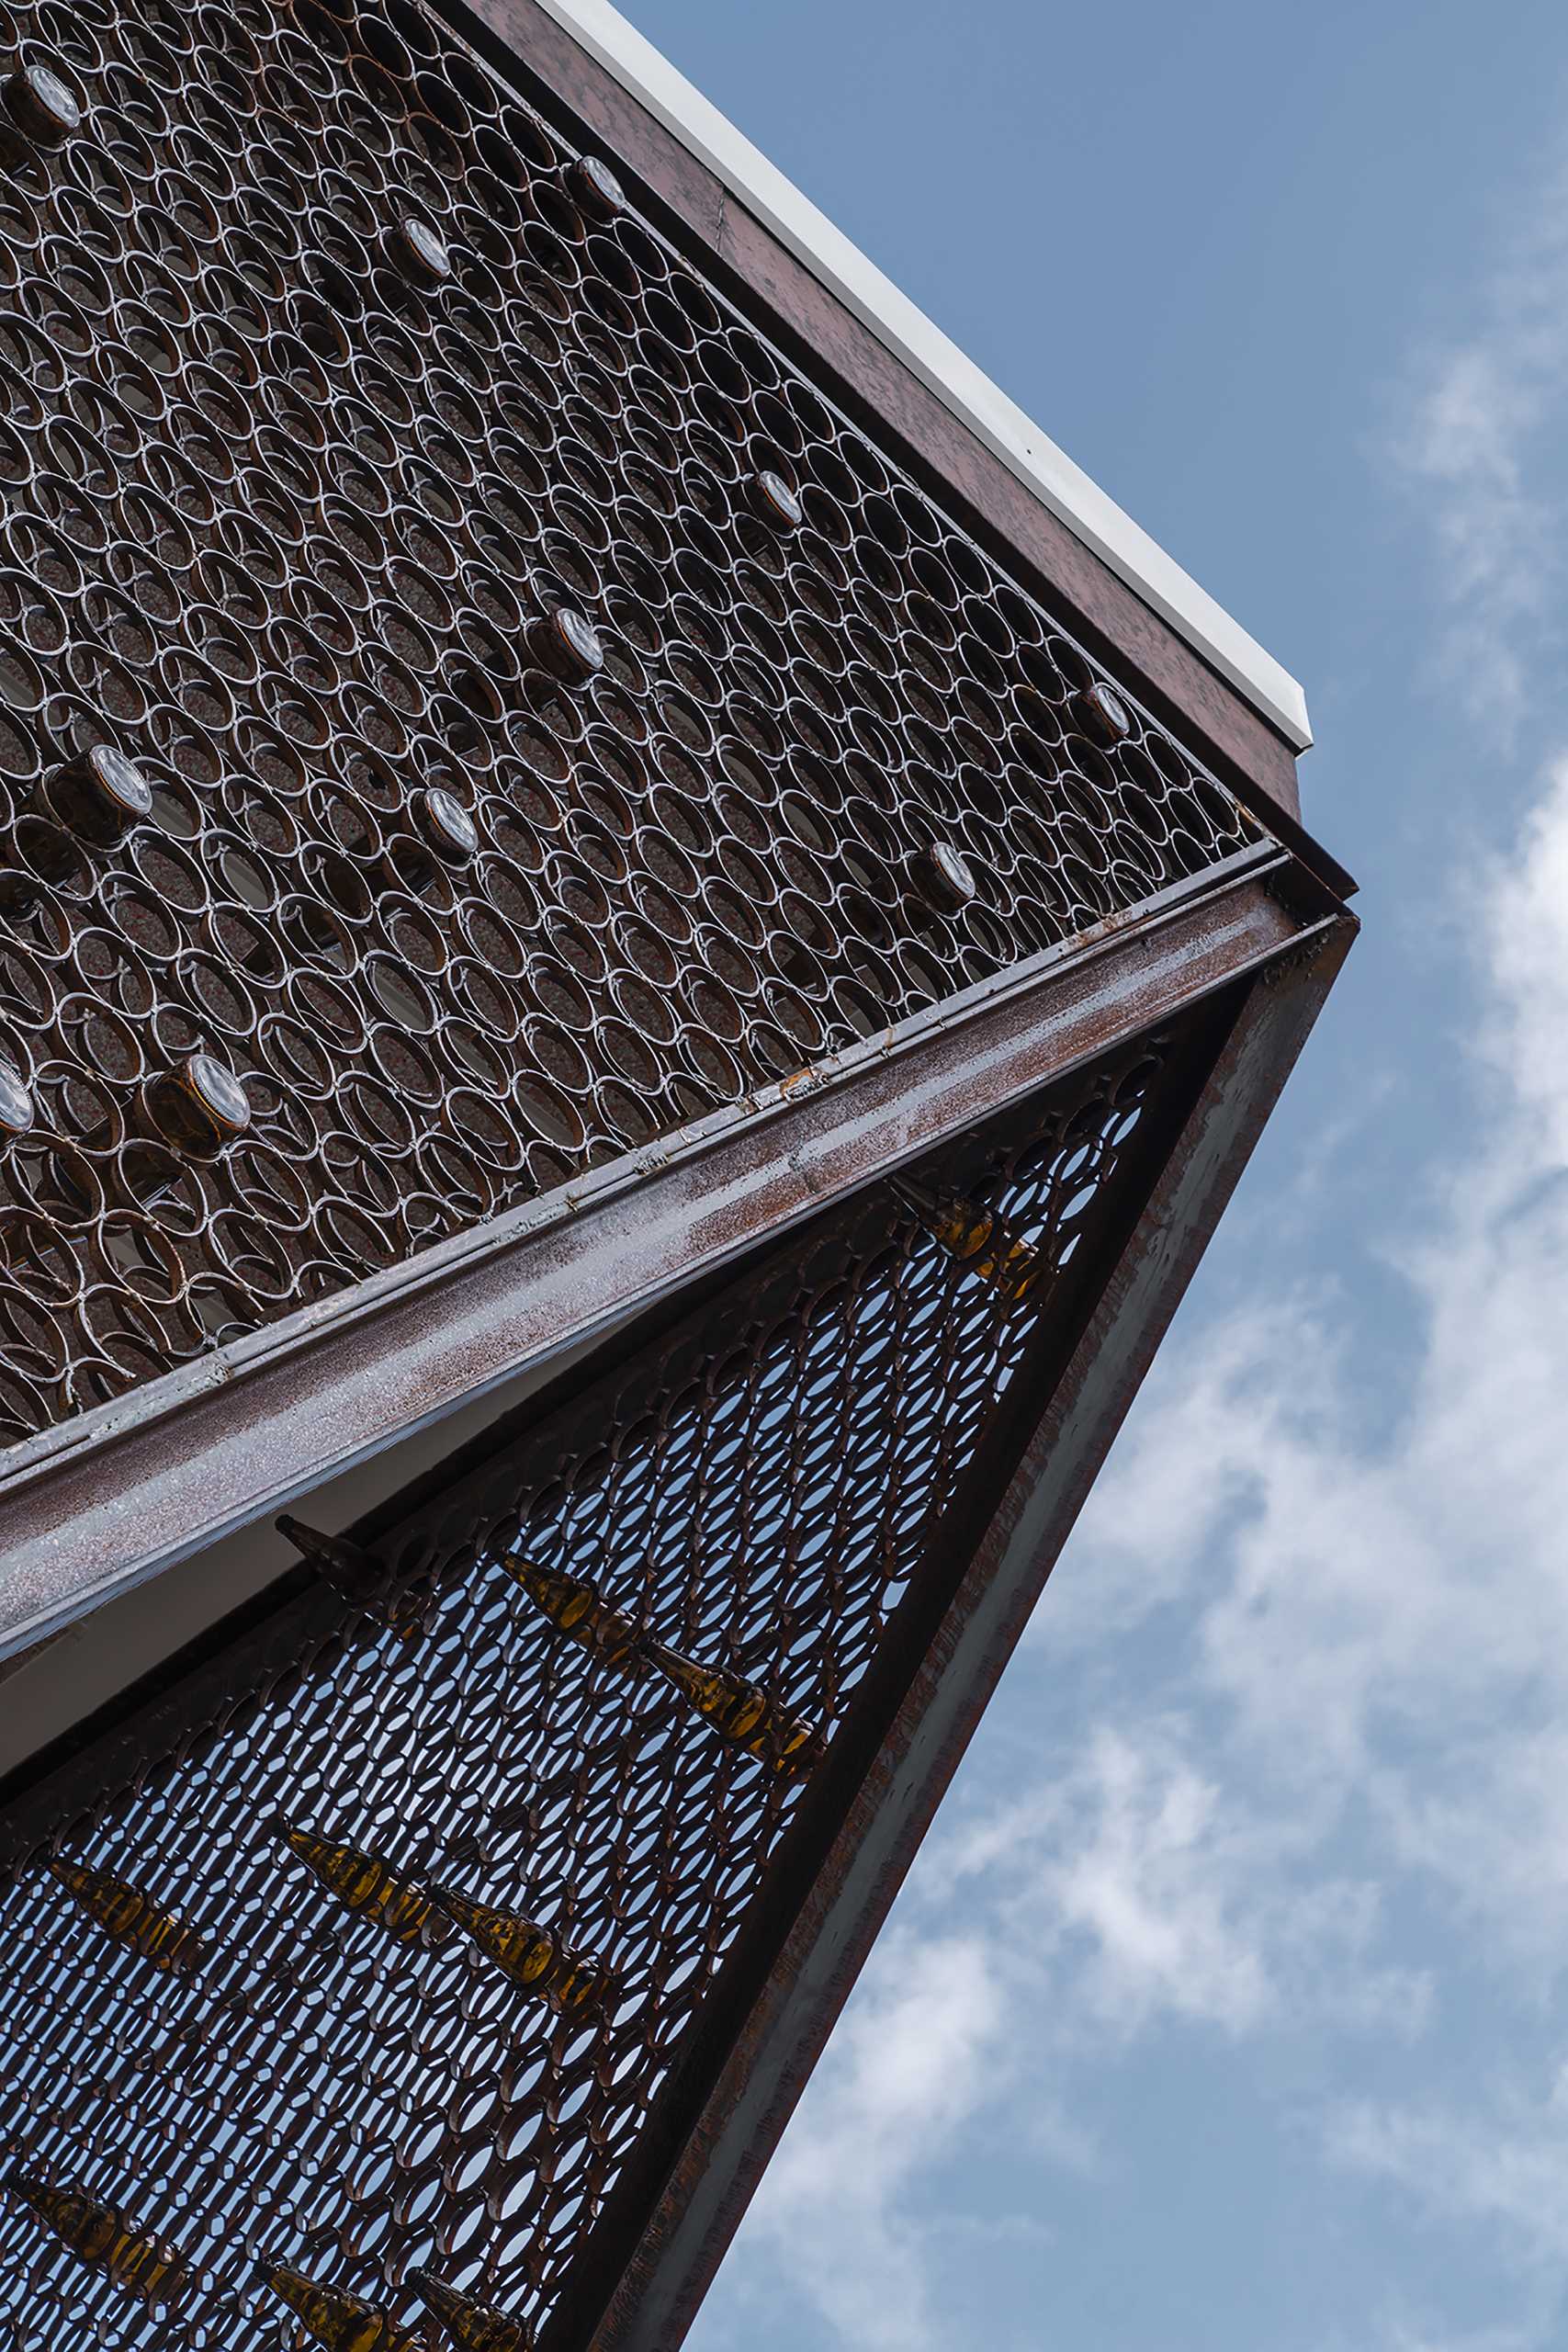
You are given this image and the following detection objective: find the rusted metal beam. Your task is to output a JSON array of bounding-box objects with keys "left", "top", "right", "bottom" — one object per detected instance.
[
  {"left": 547, "top": 913, "right": 1354, "bottom": 2352},
  {"left": 0, "top": 850, "right": 1316, "bottom": 1663}
]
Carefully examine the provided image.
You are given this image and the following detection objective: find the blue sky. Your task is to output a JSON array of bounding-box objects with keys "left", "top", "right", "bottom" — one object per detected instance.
[{"left": 620, "top": 3, "right": 1568, "bottom": 2348}]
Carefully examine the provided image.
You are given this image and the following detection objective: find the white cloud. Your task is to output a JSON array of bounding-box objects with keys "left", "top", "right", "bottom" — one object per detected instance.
[
  {"left": 1395, "top": 148, "right": 1568, "bottom": 730},
  {"left": 942, "top": 1720, "right": 1425, "bottom": 2043},
  {"left": 1041, "top": 764, "right": 1568, "bottom": 1983},
  {"left": 703, "top": 697, "right": 1568, "bottom": 2352},
  {"left": 696, "top": 116, "right": 1568, "bottom": 2352},
  {"left": 726, "top": 734, "right": 1568, "bottom": 2346},
  {"left": 742, "top": 1928, "right": 1007, "bottom": 2352},
  {"left": 1329, "top": 2320, "right": 1541, "bottom": 2352},
  {"left": 1332, "top": 2061, "right": 1568, "bottom": 2271}
]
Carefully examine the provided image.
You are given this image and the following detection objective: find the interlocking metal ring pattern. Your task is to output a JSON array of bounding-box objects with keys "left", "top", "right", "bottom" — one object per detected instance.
[
  {"left": 0, "top": 0, "right": 1266, "bottom": 1444},
  {"left": 0, "top": 1034, "right": 1175, "bottom": 2351}
]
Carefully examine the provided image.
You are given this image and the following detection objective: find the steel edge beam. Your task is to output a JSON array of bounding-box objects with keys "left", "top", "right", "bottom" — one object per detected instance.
[
  {"left": 558, "top": 913, "right": 1355, "bottom": 2352},
  {"left": 1, "top": 847, "right": 1321, "bottom": 1659}
]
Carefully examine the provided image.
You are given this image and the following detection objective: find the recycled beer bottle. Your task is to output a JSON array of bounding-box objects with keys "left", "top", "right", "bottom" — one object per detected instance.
[
  {"left": 2, "top": 62, "right": 81, "bottom": 148},
  {"left": 271, "top": 1820, "right": 452, "bottom": 1948},
  {"left": 141, "top": 1052, "right": 251, "bottom": 1159},
  {"left": 48, "top": 1860, "right": 206, "bottom": 1975},
  {"left": 117, "top": 1050, "right": 252, "bottom": 1209},
  {"left": 258, "top": 2263, "right": 417, "bottom": 2352},
  {"left": 416, "top": 785, "right": 479, "bottom": 863},
  {"left": 410, "top": 2269, "right": 534, "bottom": 2352},
  {"left": 2, "top": 745, "right": 155, "bottom": 915},
  {"left": 39, "top": 744, "right": 154, "bottom": 848},
  {"left": 502, "top": 1556, "right": 643, "bottom": 1669},
  {"left": 387, "top": 216, "right": 451, "bottom": 287},
  {"left": 567, "top": 154, "right": 626, "bottom": 221},
  {"left": 887, "top": 1175, "right": 1046, "bottom": 1306},
  {"left": 641, "top": 1642, "right": 825, "bottom": 1781},
  {"left": 1070, "top": 679, "right": 1134, "bottom": 746},
  {"left": 423, "top": 1882, "right": 613, "bottom": 2016},
  {"left": 276, "top": 1516, "right": 428, "bottom": 1644},
  {"left": 0, "top": 1060, "right": 33, "bottom": 1140},
  {"left": 904, "top": 842, "right": 977, "bottom": 927},
  {"left": 5, "top": 2168, "right": 186, "bottom": 2304},
  {"left": 525, "top": 606, "right": 604, "bottom": 685},
  {"left": 748, "top": 469, "right": 804, "bottom": 532}
]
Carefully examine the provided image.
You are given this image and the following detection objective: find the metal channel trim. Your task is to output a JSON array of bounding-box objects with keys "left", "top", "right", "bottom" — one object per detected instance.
[{"left": 0, "top": 848, "right": 1308, "bottom": 1658}]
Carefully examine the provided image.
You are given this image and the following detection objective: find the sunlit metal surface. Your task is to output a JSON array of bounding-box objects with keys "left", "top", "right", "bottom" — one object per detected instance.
[
  {"left": 0, "top": 0, "right": 1266, "bottom": 1446},
  {"left": 0, "top": 1033, "right": 1183, "bottom": 2349},
  {"left": 0, "top": 4, "right": 1352, "bottom": 2346}
]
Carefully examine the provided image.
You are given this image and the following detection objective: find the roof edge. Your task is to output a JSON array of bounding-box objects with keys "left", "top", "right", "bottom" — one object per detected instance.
[{"left": 522, "top": 0, "right": 1314, "bottom": 752}]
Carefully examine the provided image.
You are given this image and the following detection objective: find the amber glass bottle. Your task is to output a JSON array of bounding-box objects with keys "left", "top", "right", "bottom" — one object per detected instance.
[
  {"left": 905, "top": 842, "right": 977, "bottom": 925},
  {"left": 748, "top": 469, "right": 804, "bottom": 530},
  {"left": 3, "top": 62, "right": 81, "bottom": 147},
  {"left": 416, "top": 785, "right": 479, "bottom": 861},
  {"left": 423, "top": 1883, "right": 614, "bottom": 2016},
  {"left": 48, "top": 1860, "right": 206, "bottom": 1975},
  {"left": 641, "top": 1642, "right": 825, "bottom": 1781},
  {"left": 39, "top": 745, "right": 153, "bottom": 845},
  {"left": 271, "top": 1821, "right": 451, "bottom": 1948},
  {"left": 502, "top": 1556, "right": 643, "bottom": 1669},
  {"left": 410, "top": 2270, "right": 534, "bottom": 2352},
  {"left": 276, "top": 1516, "right": 429, "bottom": 1644},
  {"left": 258, "top": 2264, "right": 417, "bottom": 2352},
  {"left": 526, "top": 606, "right": 604, "bottom": 684},
  {"left": 5, "top": 2169, "right": 186, "bottom": 2304},
  {"left": 387, "top": 217, "right": 451, "bottom": 286},
  {"left": 118, "top": 1051, "right": 252, "bottom": 1208},
  {"left": 887, "top": 1175, "right": 1046, "bottom": 1305},
  {"left": 141, "top": 1053, "right": 251, "bottom": 1158},
  {"left": 567, "top": 154, "right": 626, "bottom": 220},
  {"left": 5, "top": 744, "right": 154, "bottom": 912},
  {"left": 1071, "top": 679, "right": 1134, "bottom": 745}
]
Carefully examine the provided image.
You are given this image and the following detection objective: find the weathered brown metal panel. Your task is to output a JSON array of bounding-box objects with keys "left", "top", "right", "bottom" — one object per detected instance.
[
  {"left": 0, "top": 851, "right": 1306, "bottom": 1657},
  {"left": 0, "top": 1, "right": 1351, "bottom": 2346},
  {"left": 450, "top": 0, "right": 1308, "bottom": 820}
]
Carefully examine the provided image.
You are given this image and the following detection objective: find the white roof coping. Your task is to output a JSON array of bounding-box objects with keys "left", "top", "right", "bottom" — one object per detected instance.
[{"left": 524, "top": 0, "right": 1313, "bottom": 752}]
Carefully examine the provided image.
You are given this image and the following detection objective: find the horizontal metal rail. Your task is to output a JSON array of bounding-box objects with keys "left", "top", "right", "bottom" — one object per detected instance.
[{"left": 1, "top": 846, "right": 1314, "bottom": 1659}]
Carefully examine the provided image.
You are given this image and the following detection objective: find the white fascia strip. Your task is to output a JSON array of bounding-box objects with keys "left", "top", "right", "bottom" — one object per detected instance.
[{"left": 519, "top": 0, "right": 1313, "bottom": 752}]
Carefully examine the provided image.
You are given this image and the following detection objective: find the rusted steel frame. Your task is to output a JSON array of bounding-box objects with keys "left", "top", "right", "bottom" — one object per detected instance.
[
  {"left": 0, "top": 1002, "right": 1131, "bottom": 1859},
  {"left": 0, "top": 846, "right": 1310, "bottom": 1662},
  {"left": 439, "top": 0, "right": 1306, "bottom": 828},
  {"left": 547, "top": 912, "right": 1354, "bottom": 2352},
  {"left": 0, "top": 958, "right": 1213, "bottom": 1860}
]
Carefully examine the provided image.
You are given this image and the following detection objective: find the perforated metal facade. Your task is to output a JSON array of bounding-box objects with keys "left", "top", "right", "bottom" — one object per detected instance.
[
  {"left": 0, "top": 1, "right": 1351, "bottom": 2346},
  {"left": 0, "top": 0, "right": 1267, "bottom": 1443},
  {"left": 0, "top": 1035, "right": 1194, "bottom": 2350}
]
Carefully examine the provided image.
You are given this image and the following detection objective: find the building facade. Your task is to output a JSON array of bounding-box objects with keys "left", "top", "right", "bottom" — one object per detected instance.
[{"left": 0, "top": 2, "right": 1352, "bottom": 2346}]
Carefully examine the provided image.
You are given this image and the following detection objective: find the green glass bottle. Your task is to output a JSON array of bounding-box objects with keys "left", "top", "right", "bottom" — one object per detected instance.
[
  {"left": 258, "top": 2264, "right": 418, "bottom": 2352},
  {"left": 423, "top": 1883, "right": 614, "bottom": 2017},
  {"left": 502, "top": 1556, "right": 643, "bottom": 1669},
  {"left": 409, "top": 2269, "right": 534, "bottom": 2352},
  {"left": 276, "top": 1516, "right": 428, "bottom": 1644},
  {"left": 642, "top": 1642, "right": 825, "bottom": 1781},
  {"left": 888, "top": 1175, "right": 1046, "bottom": 1305},
  {"left": 48, "top": 1860, "right": 205, "bottom": 1975},
  {"left": 5, "top": 2167, "right": 186, "bottom": 2304},
  {"left": 271, "top": 1821, "right": 452, "bottom": 1949}
]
